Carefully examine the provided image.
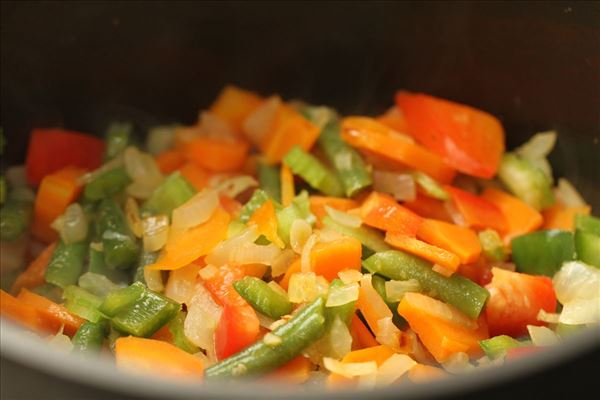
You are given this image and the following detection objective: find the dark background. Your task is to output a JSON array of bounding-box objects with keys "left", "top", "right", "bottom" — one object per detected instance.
[{"left": 1, "top": 1, "right": 599, "bottom": 399}]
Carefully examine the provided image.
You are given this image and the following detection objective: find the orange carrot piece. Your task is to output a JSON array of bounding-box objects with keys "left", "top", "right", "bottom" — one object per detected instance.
[
  {"left": 183, "top": 136, "right": 249, "bottom": 173},
  {"left": 327, "top": 344, "right": 395, "bottom": 388},
  {"left": 210, "top": 85, "right": 263, "bottom": 131},
  {"left": 417, "top": 219, "right": 481, "bottom": 264},
  {"left": 31, "top": 167, "right": 86, "bottom": 243},
  {"left": 150, "top": 324, "right": 174, "bottom": 343},
  {"left": 404, "top": 192, "right": 452, "bottom": 222},
  {"left": 155, "top": 149, "right": 186, "bottom": 174},
  {"left": 407, "top": 364, "right": 447, "bottom": 383},
  {"left": 11, "top": 242, "right": 57, "bottom": 295},
  {"left": 266, "top": 356, "right": 312, "bottom": 384},
  {"left": 115, "top": 336, "right": 204, "bottom": 380},
  {"left": 1, "top": 290, "right": 41, "bottom": 333},
  {"left": 542, "top": 203, "right": 591, "bottom": 231},
  {"left": 278, "top": 259, "right": 301, "bottom": 291},
  {"left": 219, "top": 195, "right": 242, "bottom": 218},
  {"left": 248, "top": 200, "right": 284, "bottom": 248},
  {"left": 341, "top": 116, "right": 456, "bottom": 183},
  {"left": 178, "top": 162, "right": 211, "bottom": 191},
  {"left": 17, "top": 288, "right": 84, "bottom": 336},
  {"left": 311, "top": 236, "right": 362, "bottom": 282},
  {"left": 147, "top": 208, "right": 230, "bottom": 270},
  {"left": 309, "top": 196, "right": 359, "bottom": 229},
  {"left": 376, "top": 106, "right": 407, "bottom": 133},
  {"left": 350, "top": 314, "right": 379, "bottom": 350},
  {"left": 481, "top": 188, "right": 543, "bottom": 240},
  {"left": 360, "top": 191, "right": 423, "bottom": 236},
  {"left": 385, "top": 232, "right": 460, "bottom": 273},
  {"left": 280, "top": 164, "right": 295, "bottom": 207}
]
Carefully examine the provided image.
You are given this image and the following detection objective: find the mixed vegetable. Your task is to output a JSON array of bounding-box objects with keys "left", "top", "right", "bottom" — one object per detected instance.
[{"left": 0, "top": 87, "right": 598, "bottom": 388}]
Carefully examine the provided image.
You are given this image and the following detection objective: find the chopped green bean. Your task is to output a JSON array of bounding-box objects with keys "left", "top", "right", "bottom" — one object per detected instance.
[
  {"left": 234, "top": 276, "right": 292, "bottom": 319},
  {"left": 282, "top": 146, "right": 344, "bottom": 197},
  {"left": 97, "top": 199, "right": 139, "bottom": 270},
  {"left": 45, "top": 240, "right": 88, "bottom": 289}
]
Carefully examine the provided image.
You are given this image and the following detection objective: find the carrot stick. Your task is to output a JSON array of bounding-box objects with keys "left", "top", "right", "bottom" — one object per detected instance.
[
  {"left": 327, "top": 344, "right": 395, "bottom": 388},
  {"left": 482, "top": 188, "right": 543, "bottom": 240},
  {"left": 210, "top": 85, "right": 263, "bottom": 131},
  {"left": 280, "top": 164, "right": 295, "bottom": 207},
  {"left": 248, "top": 200, "right": 284, "bottom": 248},
  {"left": 416, "top": 219, "right": 481, "bottom": 264},
  {"left": 385, "top": 232, "right": 460, "bottom": 274},
  {"left": 183, "top": 136, "right": 249, "bottom": 173},
  {"left": 11, "top": 242, "right": 57, "bottom": 295},
  {"left": 178, "top": 162, "right": 211, "bottom": 191},
  {"left": 376, "top": 106, "right": 407, "bottom": 133},
  {"left": 311, "top": 236, "right": 362, "bottom": 281},
  {"left": 17, "top": 288, "right": 84, "bottom": 336},
  {"left": 445, "top": 186, "right": 507, "bottom": 232},
  {"left": 265, "top": 355, "right": 312, "bottom": 384},
  {"left": 350, "top": 314, "right": 379, "bottom": 350},
  {"left": 1, "top": 290, "right": 41, "bottom": 333},
  {"left": 360, "top": 191, "right": 423, "bottom": 236},
  {"left": 542, "top": 203, "right": 591, "bottom": 231},
  {"left": 309, "top": 196, "right": 359, "bottom": 229},
  {"left": 278, "top": 259, "right": 301, "bottom": 291},
  {"left": 155, "top": 149, "right": 186, "bottom": 174}
]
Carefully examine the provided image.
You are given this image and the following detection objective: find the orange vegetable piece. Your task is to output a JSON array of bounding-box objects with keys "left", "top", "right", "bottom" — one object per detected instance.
[
  {"left": 397, "top": 292, "right": 488, "bottom": 363},
  {"left": 309, "top": 196, "right": 359, "bottom": 228},
  {"left": 385, "top": 232, "right": 460, "bottom": 274},
  {"left": 327, "top": 344, "right": 395, "bottom": 388},
  {"left": 17, "top": 288, "right": 84, "bottom": 336},
  {"left": 542, "top": 203, "right": 591, "bottom": 231},
  {"left": 31, "top": 167, "right": 86, "bottom": 243},
  {"left": 417, "top": 219, "right": 481, "bottom": 264},
  {"left": 249, "top": 200, "right": 284, "bottom": 248},
  {"left": 210, "top": 85, "right": 263, "bottom": 131},
  {"left": 350, "top": 314, "right": 379, "bottom": 350},
  {"left": 357, "top": 276, "right": 393, "bottom": 336},
  {"left": 311, "top": 236, "right": 362, "bottom": 281},
  {"left": 150, "top": 324, "right": 174, "bottom": 343},
  {"left": 12, "top": 242, "right": 57, "bottom": 295},
  {"left": 445, "top": 186, "right": 507, "bottom": 233},
  {"left": 280, "top": 164, "right": 295, "bottom": 207},
  {"left": 183, "top": 136, "right": 249, "bottom": 173},
  {"left": 1, "top": 290, "right": 41, "bottom": 333},
  {"left": 360, "top": 191, "right": 423, "bottom": 236},
  {"left": 408, "top": 364, "right": 447, "bottom": 383},
  {"left": 219, "top": 195, "right": 242, "bottom": 218},
  {"left": 278, "top": 259, "right": 301, "bottom": 291},
  {"left": 341, "top": 116, "right": 456, "bottom": 183},
  {"left": 404, "top": 192, "right": 452, "bottom": 222},
  {"left": 147, "top": 208, "right": 230, "bottom": 270},
  {"left": 178, "top": 162, "right": 211, "bottom": 191},
  {"left": 115, "top": 336, "right": 204, "bottom": 380},
  {"left": 266, "top": 356, "right": 312, "bottom": 384},
  {"left": 482, "top": 188, "right": 543, "bottom": 240},
  {"left": 155, "top": 149, "right": 186, "bottom": 174},
  {"left": 376, "top": 106, "right": 407, "bottom": 133}
]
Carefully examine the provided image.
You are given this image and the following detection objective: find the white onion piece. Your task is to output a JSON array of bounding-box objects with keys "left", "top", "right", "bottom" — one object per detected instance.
[
  {"left": 124, "top": 146, "right": 164, "bottom": 193},
  {"left": 444, "top": 201, "right": 466, "bottom": 226},
  {"left": 372, "top": 170, "right": 416, "bottom": 202},
  {"left": 326, "top": 282, "right": 359, "bottom": 307},
  {"left": 46, "top": 330, "right": 74, "bottom": 353},
  {"left": 229, "top": 243, "right": 281, "bottom": 265},
  {"left": 172, "top": 189, "right": 219, "bottom": 231},
  {"left": 432, "top": 263, "right": 454, "bottom": 277},
  {"left": 290, "top": 219, "right": 312, "bottom": 254},
  {"left": 385, "top": 279, "right": 421, "bottom": 302},
  {"left": 357, "top": 372, "right": 377, "bottom": 390},
  {"left": 338, "top": 269, "right": 363, "bottom": 285},
  {"left": 318, "top": 227, "right": 344, "bottom": 243},
  {"left": 206, "top": 226, "right": 259, "bottom": 266},
  {"left": 198, "top": 265, "right": 218, "bottom": 281},
  {"left": 193, "top": 351, "right": 214, "bottom": 368},
  {"left": 325, "top": 206, "right": 362, "bottom": 228},
  {"left": 553, "top": 261, "right": 600, "bottom": 305},
  {"left": 144, "top": 267, "right": 164, "bottom": 292},
  {"left": 59, "top": 203, "right": 88, "bottom": 244},
  {"left": 142, "top": 215, "right": 169, "bottom": 252},
  {"left": 403, "top": 292, "right": 478, "bottom": 330},
  {"left": 199, "top": 112, "right": 238, "bottom": 142},
  {"left": 441, "top": 352, "right": 474, "bottom": 374},
  {"left": 5, "top": 165, "right": 28, "bottom": 188},
  {"left": 211, "top": 175, "right": 258, "bottom": 199},
  {"left": 164, "top": 264, "right": 200, "bottom": 304},
  {"left": 537, "top": 309, "right": 561, "bottom": 324},
  {"left": 184, "top": 282, "right": 223, "bottom": 350},
  {"left": 257, "top": 313, "right": 276, "bottom": 329},
  {"left": 516, "top": 131, "right": 557, "bottom": 160},
  {"left": 126, "top": 181, "right": 157, "bottom": 200},
  {"left": 146, "top": 125, "right": 177, "bottom": 156},
  {"left": 0, "top": 235, "right": 28, "bottom": 272},
  {"left": 78, "top": 154, "right": 124, "bottom": 185},
  {"left": 554, "top": 178, "right": 587, "bottom": 207},
  {"left": 375, "top": 317, "right": 401, "bottom": 352},
  {"left": 271, "top": 249, "right": 296, "bottom": 277},
  {"left": 301, "top": 233, "right": 319, "bottom": 273},
  {"left": 125, "top": 197, "right": 143, "bottom": 238},
  {"left": 561, "top": 299, "right": 600, "bottom": 325},
  {"left": 288, "top": 272, "right": 319, "bottom": 303},
  {"left": 328, "top": 317, "right": 353, "bottom": 359},
  {"left": 323, "top": 358, "right": 378, "bottom": 378},
  {"left": 527, "top": 325, "right": 560, "bottom": 346},
  {"left": 375, "top": 354, "right": 417, "bottom": 386},
  {"left": 242, "top": 96, "right": 281, "bottom": 145}
]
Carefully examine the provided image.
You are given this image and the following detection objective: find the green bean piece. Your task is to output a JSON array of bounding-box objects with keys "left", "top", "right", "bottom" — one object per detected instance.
[
  {"left": 30, "top": 283, "right": 63, "bottom": 303},
  {"left": 99, "top": 281, "right": 146, "bottom": 317},
  {"left": 142, "top": 172, "right": 195, "bottom": 217},
  {"left": 104, "top": 122, "right": 133, "bottom": 161},
  {"left": 363, "top": 251, "right": 489, "bottom": 319},
  {"left": 257, "top": 162, "right": 281, "bottom": 203},
  {"left": 234, "top": 276, "right": 292, "bottom": 320},
  {"left": 72, "top": 321, "right": 108, "bottom": 353},
  {"left": 282, "top": 146, "right": 344, "bottom": 197},
  {"left": 479, "top": 335, "right": 522, "bottom": 359},
  {"left": 322, "top": 216, "right": 391, "bottom": 253},
  {"left": 63, "top": 285, "right": 104, "bottom": 323},
  {"left": 45, "top": 240, "right": 87, "bottom": 289},
  {"left": 97, "top": 199, "right": 139, "bottom": 270},
  {"left": 83, "top": 167, "right": 131, "bottom": 202},
  {"left": 478, "top": 229, "right": 506, "bottom": 262},
  {"left": 87, "top": 245, "right": 129, "bottom": 284},
  {"left": 276, "top": 191, "right": 314, "bottom": 245},
  {"left": 371, "top": 275, "right": 405, "bottom": 327},
  {"left": 0, "top": 198, "right": 33, "bottom": 241},
  {"left": 205, "top": 296, "right": 326, "bottom": 379},
  {"left": 168, "top": 312, "right": 200, "bottom": 354}
]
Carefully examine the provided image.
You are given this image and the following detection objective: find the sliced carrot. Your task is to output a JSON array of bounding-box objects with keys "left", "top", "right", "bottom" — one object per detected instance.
[
  {"left": 341, "top": 116, "right": 456, "bottom": 183},
  {"left": 115, "top": 336, "right": 204, "bottom": 379},
  {"left": 265, "top": 356, "right": 312, "bottom": 384},
  {"left": 309, "top": 196, "right": 359, "bottom": 229},
  {"left": 542, "top": 203, "right": 591, "bottom": 231},
  {"left": 147, "top": 208, "right": 230, "bottom": 270},
  {"left": 17, "top": 288, "right": 84, "bottom": 336},
  {"left": 397, "top": 292, "right": 488, "bottom": 363},
  {"left": 11, "top": 242, "right": 57, "bottom": 295},
  {"left": 416, "top": 219, "right": 481, "bottom": 264},
  {"left": 327, "top": 345, "right": 395, "bottom": 388},
  {"left": 150, "top": 324, "right": 174, "bottom": 343},
  {"left": 311, "top": 236, "right": 362, "bottom": 281},
  {"left": 280, "top": 164, "right": 295, "bottom": 207},
  {"left": 408, "top": 364, "right": 447, "bottom": 383},
  {"left": 210, "top": 85, "right": 263, "bottom": 131},
  {"left": 350, "top": 314, "right": 379, "bottom": 350},
  {"left": 385, "top": 232, "right": 460, "bottom": 274},
  {"left": 445, "top": 186, "right": 507, "bottom": 233},
  {"left": 404, "top": 192, "right": 452, "bottom": 222},
  {"left": 219, "top": 195, "right": 242, "bottom": 218},
  {"left": 376, "top": 106, "right": 407, "bottom": 133},
  {"left": 248, "top": 200, "right": 284, "bottom": 248},
  {"left": 482, "top": 188, "right": 543, "bottom": 240},
  {"left": 360, "top": 191, "right": 423, "bottom": 236},
  {"left": 183, "top": 136, "right": 249, "bottom": 173},
  {"left": 1, "top": 290, "right": 41, "bottom": 333},
  {"left": 178, "top": 162, "right": 211, "bottom": 191},
  {"left": 155, "top": 149, "right": 186, "bottom": 174},
  {"left": 32, "top": 167, "right": 86, "bottom": 243},
  {"left": 278, "top": 258, "right": 301, "bottom": 291}
]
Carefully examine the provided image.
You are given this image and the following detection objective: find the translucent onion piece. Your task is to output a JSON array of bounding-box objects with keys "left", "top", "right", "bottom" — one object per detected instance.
[
  {"left": 444, "top": 201, "right": 466, "bottom": 226},
  {"left": 288, "top": 272, "right": 319, "bottom": 303},
  {"left": 553, "top": 261, "right": 600, "bottom": 305},
  {"left": 372, "top": 170, "right": 416, "bottom": 202},
  {"left": 126, "top": 181, "right": 157, "bottom": 200},
  {"left": 184, "top": 282, "right": 223, "bottom": 350},
  {"left": 384, "top": 279, "right": 421, "bottom": 302},
  {"left": 0, "top": 235, "right": 27, "bottom": 272},
  {"left": 527, "top": 325, "right": 560, "bottom": 347},
  {"left": 146, "top": 125, "right": 177, "bottom": 156},
  {"left": 198, "top": 265, "right": 219, "bottom": 281},
  {"left": 375, "top": 317, "right": 402, "bottom": 352},
  {"left": 142, "top": 214, "right": 169, "bottom": 252},
  {"left": 316, "top": 276, "right": 330, "bottom": 296},
  {"left": 516, "top": 131, "right": 557, "bottom": 160},
  {"left": 206, "top": 226, "right": 259, "bottom": 267},
  {"left": 441, "top": 352, "right": 474, "bottom": 374},
  {"left": 165, "top": 263, "right": 201, "bottom": 304},
  {"left": 78, "top": 154, "right": 124, "bottom": 185},
  {"left": 432, "top": 263, "right": 454, "bottom": 277},
  {"left": 229, "top": 243, "right": 281, "bottom": 266},
  {"left": 243, "top": 95, "right": 282, "bottom": 146},
  {"left": 46, "top": 330, "right": 74, "bottom": 353},
  {"left": 257, "top": 313, "right": 276, "bottom": 329},
  {"left": 199, "top": 112, "right": 238, "bottom": 142},
  {"left": 326, "top": 282, "right": 359, "bottom": 307},
  {"left": 555, "top": 178, "right": 587, "bottom": 207},
  {"left": 144, "top": 267, "right": 164, "bottom": 292},
  {"left": 271, "top": 249, "right": 297, "bottom": 278},
  {"left": 537, "top": 309, "right": 561, "bottom": 324},
  {"left": 325, "top": 206, "right": 362, "bottom": 228},
  {"left": 124, "top": 146, "right": 164, "bottom": 189},
  {"left": 338, "top": 269, "right": 364, "bottom": 285},
  {"left": 59, "top": 203, "right": 88, "bottom": 244},
  {"left": 318, "top": 227, "right": 344, "bottom": 243},
  {"left": 193, "top": 351, "right": 214, "bottom": 368},
  {"left": 125, "top": 197, "right": 143, "bottom": 238},
  {"left": 375, "top": 354, "right": 417, "bottom": 386},
  {"left": 560, "top": 298, "right": 600, "bottom": 325},
  {"left": 172, "top": 189, "right": 219, "bottom": 231},
  {"left": 323, "top": 358, "right": 378, "bottom": 379},
  {"left": 290, "top": 219, "right": 312, "bottom": 254},
  {"left": 403, "top": 292, "right": 479, "bottom": 330},
  {"left": 357, "top": 372, "right": 377, "bottom": 390},
  {"left": 5, "top": 165, "right": 28, "bottom": 188},
  {"left": 211, "top": 175, "right": 258, "bottom": 199},
  {"left": 330, "top": 316, "right": 353, "bottom": 358},
  {"left": 301, "top": 233, "right": 319, "bottom": 273}
]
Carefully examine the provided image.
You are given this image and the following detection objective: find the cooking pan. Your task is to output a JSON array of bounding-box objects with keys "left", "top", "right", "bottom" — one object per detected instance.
[{"left": 1, "top": 1, "right": 599, "bottom": 399}]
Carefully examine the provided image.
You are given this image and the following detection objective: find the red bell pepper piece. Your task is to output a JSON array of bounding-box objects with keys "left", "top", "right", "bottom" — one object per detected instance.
[
  {"left": 360, "top": 191, "right": 423, "bottom": 236},
  {"left": 214, "top": 304, "right": 260, "bottom": 359},
  {"left": 485, "top": 268, "right": 557, "bottom": 337},
  {"left": 395, "top": 91, "right": 505, "bottom": 179},
  {"left": 26, "top": 129, "right": 105, "bottom": 185},
  {"left": 445, "top": 186, "right": 507, "bottom": 232}
]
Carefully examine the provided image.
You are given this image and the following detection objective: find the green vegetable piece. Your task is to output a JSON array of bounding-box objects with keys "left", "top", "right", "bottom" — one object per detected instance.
[
  {"left": 87, "top": 245, "right": 129, "bottom": 284},
  {"left": 239, "top": 189, "right": 272, "bottom": 223},
  {"left": 63, "top": 285, "right": 104, "bottom": 323},
  {"left": 479, "top": 335, "right": 522, "bottom": 359},
  {"left": 72, "top": 321, "right": 108, "bottom": 353},
  {"left": 205, "top": 296, "right": 326, "bottom": 379},
  {"left": 317, "top": 121, "right": 372, "bottom": 197},
  {"left": 412, "top": 171, "right": 449, "bottom": 201},
  {"left": 478, "top": 229, "right": 506, "bottom": 262},
  {"left": 0, "top": 176, "right": 6, "bottom": 205},
  {"left": 257, "top": 162, "right": 281, "bottom": 203},
  {"left": 99, "top": 281, "right": 146, "bottom": 317},
  {"left": 78, "top": 272, "right": 122, "bottom": 298},
  {"left": 0, "top": 198, "right": 33, "bottom": 241},
  {"left": 371, "top": 275, "right": 406, "bottom": 327},
  {"left": 575, "top": 214, "right": 600, "bottom": 236},
  {"left": 142, "top": 172, "right": 195, "bottom": 217},
  {"left": 498, "top": 153, "right": 555, "bottom": 210},
  {"left": 167, "top": 312, "right": 200, "bottom": 354},
  {"left": 511, "top": 230, "right": 575, "bottom": 276},
  {"left": 45, "top": 240, "right": 88, "bottom": 289},
  {"left": 363, "top": 251, "right": 489, "bottom": 319},
  {"left": 83, "top": 167, "right": 131, "bottom": 201},
  {"left": 104, "top": 122, "right": 133, "bottom": 161},
  {"left": 97, "top": 199, "right": 139, "bottom": 270},
  {"left": 30, "top": 284, "right": 63, "bottom": 303},
  {"left": 234, "top": 276, "right": 293, "bottom": 320},
  {"left": 132, "top": 250, "right": 159, "bottom": 284},
  {"left": 322, "top": 216, "right": 391, "bottom": 253},
  {"left": 575, "top": 230, "right": 600, "bottom": 268},
  {"left": 325, "top": 279, "right": 356, "bottom": 327},
  {"left": 282, "top": 146, "right": 344, "bottom": 197},
  {"left": 276, "top": 193, "right": 314, "bottom": 246}
]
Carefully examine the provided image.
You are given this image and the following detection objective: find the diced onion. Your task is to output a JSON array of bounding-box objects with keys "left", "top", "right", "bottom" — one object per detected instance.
[
  {"left": 328, "top": 316, "right": 353, "bottom": 359},
  {"left": 46, "top": 329, "right": 74, "bottom": 353},
  {"left": 229, "top": 243, "right": 281, "bottom": 266},
  {"left": 338, "top": 269, "right": 364, "bottom": 285},
  {"left": 441, "top": 352, "right": 474, "bottom": 374},
  {"left": 553, "top": 261, "right": 600, "bottom": 305},
  {"left": 124, "top": 146, "right": 164, "bottom": 199},
  {"left": 268, "top": 318, "right": 289, "bottom": 331},
  {"left": 257, "top": 312, "right": 276, "bottom": 329},
  {"left": 5, "top": 165, "right": 28, "bottom": 188},
  {"left": 323, "top": 357, "right": 378, "bottom": 378},
  {"left": 198, "top": 112, "right": 238, "bottom": 142},
  {"left": 357, "top": 372, "right": 377, "bottom": 389},
  {"left": 316, "top": 276, "right": 330, "bottom": 296},
  {"left": 560, "top": 299, "right": 600, "bottom": 325},
  {"left": 372, "top": 170, "right": 416, "bottom": 202},
  {"left": 0, "top": 235, "right": 27, "bottom": 272},
  {"left": 318, "top": 227, "right": 343, "bottom": 243},
  {"left": 198, "top": 265, "right": 218, "bottom": 280},
  {"left": 326, "top": 282, "right": 359, "bottom": 307},
  {"left": 432, "top": 263, "right": 454, "bottom": 277},
  {"left": 193, "top": 351, "right": 214, "bottom": 368},
  {"left": 57, "top": 203, "right": 88, "bottom": 244},
  {"left": 290, "top": 219, "right": 312, "bottom": 254},
  {"left": 172, "top": 189, "right": 219, "bottom": 231},
  {"left": 144, "top": 267, "right": 164, "bottom": 292},
  {"left": 288, "top": 272, "right": 319, "bottom": 303},
  {"left": 78, "top": 154, "right": 123, "bottom": 185},
  {"left": 90, "top": 242, "right": 103, "bottom": 251},
  {"left": 271, "top": 249, "right": 297, "bottom": 278},
  {"left": 537, "top": 309, "right": 561, "bottom": 324},
  {"left": 301, "top": 233, "right": 319, "bottom": 273},
  {"left": 125, "top": 197, "right": 143, "bottom": 238},
  {"left": 206, "top": 227, "right": 259, "bottom": 267},
  {"left": 210, "top": 175, "right": 258, "bottom": 199},
  {"left": 263, "top": 332, "right": 283, "bottom": 347},
  {"left": 375, "top": 354, "right": 417, "bottom": 386},
  {"left": 142, "top": 215, "right": 169, "bottom": 252},
  {"left": 242, "top": 96, "right": 281, "bottom": 145},
  {"left": 146, "top": 125, "right": 177, "bottom": 156},
  {"left": 164, "top": 263, "right": 201, "bottom": 304},
  {"left": 554, "top": 178, "right": 587, "bottom": 207},
  {"left": 375, "top": 317, "right": 401, "bottom": 352},
  {"left": 527, "top": 325, "right": 560, "bottom": 347},
  {"left": 126, "top": 181, "right": 157, "bottom": 200},
  {"left": 184, "top": 282, "right": 223, "bottom": 350},
  {"left": 516, "top": 131, "right": 557, "bottom": 160},
  {"left": 384, "top": 279, "right": 421, "bottom": 302},
  {"left": 325, "top": 206, "right": 362, "bottom": 228}
]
